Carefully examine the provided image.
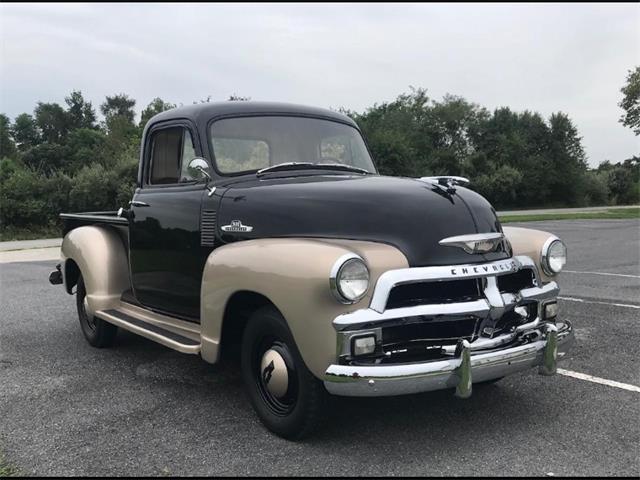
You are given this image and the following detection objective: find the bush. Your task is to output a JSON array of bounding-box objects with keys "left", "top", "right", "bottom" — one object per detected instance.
[
  {"left": 68, "top": 163, "right": 119, "bottom": 212},
  {"left": 582, "top": 171, "right": 610, "bottom": 206},
  {"left": 0, "top": 163, "right": 71, "bottom": 227}
]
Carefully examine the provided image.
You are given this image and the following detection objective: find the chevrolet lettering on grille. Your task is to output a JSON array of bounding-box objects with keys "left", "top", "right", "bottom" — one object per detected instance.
[{"left": 450, "top": 259, "right": 519, "bottom": 277}]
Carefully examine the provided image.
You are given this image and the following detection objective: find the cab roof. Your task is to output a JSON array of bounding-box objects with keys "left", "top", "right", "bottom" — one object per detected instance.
[{"left": 148, "top": 101, "right": 358, "bottom": 129}]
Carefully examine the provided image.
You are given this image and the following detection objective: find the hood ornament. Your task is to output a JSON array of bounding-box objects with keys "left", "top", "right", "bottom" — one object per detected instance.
[
  {"left": 418, "top": 176, "right": 470, "bottom": 194},
  {"left": 439, "top": 232, "right": 505, "bottom": 254},
  {"left": 221, "top": 220, "right": 254, "bottom": 233}
]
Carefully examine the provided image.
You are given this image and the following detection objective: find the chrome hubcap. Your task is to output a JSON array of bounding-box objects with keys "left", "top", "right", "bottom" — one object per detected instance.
[{"left": 260, "top": 348, "right": 289, "bottom": 399}]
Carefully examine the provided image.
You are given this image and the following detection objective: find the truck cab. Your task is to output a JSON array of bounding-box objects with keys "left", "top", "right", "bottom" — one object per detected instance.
[{"left": 51, "top": 101, "right": 574, "bottom": 439}]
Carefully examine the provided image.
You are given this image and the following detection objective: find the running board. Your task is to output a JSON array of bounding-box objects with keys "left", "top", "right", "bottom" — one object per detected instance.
[{"left": 95, "top": 308, "right": 201, "bottom": 354}]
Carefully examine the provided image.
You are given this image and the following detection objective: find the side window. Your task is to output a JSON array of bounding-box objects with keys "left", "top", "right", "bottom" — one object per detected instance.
[
  {"left": 149, "top": 127, "right": 198, "bottom": 185},
  {"left": 179, "top": 130, "right": 197, "bottom": 182}
]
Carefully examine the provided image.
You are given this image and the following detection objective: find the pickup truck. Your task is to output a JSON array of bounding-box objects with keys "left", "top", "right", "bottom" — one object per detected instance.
[{"left": 50, "top": 101, "right": 574, "bottom": 439}]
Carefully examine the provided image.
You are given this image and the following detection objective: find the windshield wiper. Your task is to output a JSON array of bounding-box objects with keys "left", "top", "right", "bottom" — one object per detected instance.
[{"left": 256, "top": 162, "right": 371, "bottom": 177}]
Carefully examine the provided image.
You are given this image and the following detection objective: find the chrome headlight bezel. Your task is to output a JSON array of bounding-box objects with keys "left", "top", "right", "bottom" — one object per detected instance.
[
  {"left": 541, "top": 237, "right": 567, "bottom": 276},
  {"left": 330, "top": 254, "right": 370, "bottom": 304}
]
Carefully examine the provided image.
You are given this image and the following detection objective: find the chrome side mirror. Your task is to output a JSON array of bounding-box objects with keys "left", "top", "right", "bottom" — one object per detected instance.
[
  {"left": 187, "top": 158, "right": 216, "bottom": 197},
  {"left": 187, "top": 158, "right": 211, "bottom": 181}
]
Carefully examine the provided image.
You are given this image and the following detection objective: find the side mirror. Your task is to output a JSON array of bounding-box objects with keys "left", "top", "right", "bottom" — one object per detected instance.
[
  {"left": 187, "top": 158, "right": 211, "bottom": 181},
  {"left": 187, "top": 158, "right": 216, "bottom": 197}
]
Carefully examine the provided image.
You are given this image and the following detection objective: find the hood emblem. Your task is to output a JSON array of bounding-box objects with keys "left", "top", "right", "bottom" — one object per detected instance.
[
  {"left": 418, "top": 176, "right": 470, "bottom": 194},
  {"left": 221, "top": 220, "right": 254, "bottom": 233},
  {"left": 439, "top": 232, "right": 505, "bottom": 254}
]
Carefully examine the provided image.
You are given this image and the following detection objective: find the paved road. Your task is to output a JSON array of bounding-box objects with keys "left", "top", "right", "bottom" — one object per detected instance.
[{"left": 0, "top": 219, "right": 638, "bottom": 476}]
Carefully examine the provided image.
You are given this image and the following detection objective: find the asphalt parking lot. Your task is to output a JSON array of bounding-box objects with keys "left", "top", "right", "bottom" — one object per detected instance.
[{"left": 0, "top": 219, "right": 638, "bottom": 476}]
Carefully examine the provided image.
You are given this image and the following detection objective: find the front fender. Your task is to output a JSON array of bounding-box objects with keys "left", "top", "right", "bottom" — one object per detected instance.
[
  {"left": 503, "top": 226, "right": 561, "bottom": 284},
  {"left": 200, "top": 238, "right": 408, "bottom": 379},
  {"left": 61, "top": 226, "right": 130, "bottom": 316}
]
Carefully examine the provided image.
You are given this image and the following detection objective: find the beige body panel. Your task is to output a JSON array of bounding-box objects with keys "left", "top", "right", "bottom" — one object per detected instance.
[
  {"left": 200, "top": 238, "right": 409, "bottom": 378},
  {"left": 503, "top": 226, "right": 558, "bottom": 284},
  {"left": 61, "top": 226, "right": 130, "bottom": 316}
]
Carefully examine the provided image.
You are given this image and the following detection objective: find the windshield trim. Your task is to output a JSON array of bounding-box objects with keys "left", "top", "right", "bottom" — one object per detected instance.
[{"left": 206, "top": 113, "right": 378, "bottom": 178}]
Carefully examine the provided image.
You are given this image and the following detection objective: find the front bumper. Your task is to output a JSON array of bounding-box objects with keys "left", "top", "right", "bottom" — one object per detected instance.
[{"left": 324, "top": 320, "right": 574, "bottom": 397}]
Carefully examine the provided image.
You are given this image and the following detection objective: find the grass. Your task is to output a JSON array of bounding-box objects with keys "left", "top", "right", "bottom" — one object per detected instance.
[
  {"left": 0, "top": 453, "right": 18, "bottom": 477},
  {"left": 499, "top": 207, "right": 640, "bottom": 223},
  {"left": 0, "top": 225, "right": 61, "bottom": 242}
]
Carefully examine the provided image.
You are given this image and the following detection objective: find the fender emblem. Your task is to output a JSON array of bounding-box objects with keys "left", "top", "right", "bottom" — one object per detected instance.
[
  {"left": 221, "top": 220, "right": 254, "bottom": 233},
  {"left": 439, "top": 232, "right": 505, "bottom": 254}
]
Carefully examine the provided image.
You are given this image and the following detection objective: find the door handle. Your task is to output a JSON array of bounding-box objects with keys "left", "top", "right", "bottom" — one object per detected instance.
[{"left": 129, "top": 201, "right": 150, "bottom": 208}]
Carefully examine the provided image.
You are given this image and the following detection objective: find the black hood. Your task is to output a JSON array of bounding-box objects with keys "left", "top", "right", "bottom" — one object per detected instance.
[{"left": 217, "top": 174, "right": 507, "bottom": 267}]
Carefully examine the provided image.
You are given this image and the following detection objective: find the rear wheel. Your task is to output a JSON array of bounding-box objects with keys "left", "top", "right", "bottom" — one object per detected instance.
[
  {"left": 241, "top": 306, "right": 327, "bottom": 439},
  {"left": 76, "top": 275, "right": 118, "bottom": 348}
]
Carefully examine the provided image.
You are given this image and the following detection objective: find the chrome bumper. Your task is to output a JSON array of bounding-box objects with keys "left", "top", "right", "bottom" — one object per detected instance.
[{"left": 324, "top": 320, "right": 574, "bottom": 397}]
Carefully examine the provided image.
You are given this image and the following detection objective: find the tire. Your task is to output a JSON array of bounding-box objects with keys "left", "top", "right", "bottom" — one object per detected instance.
[
  {"left": 241, "top": 306, "right": 327, "bottom": 440},
  {"left": 76, "top": 275, "right": 118, "bottom": 348}
]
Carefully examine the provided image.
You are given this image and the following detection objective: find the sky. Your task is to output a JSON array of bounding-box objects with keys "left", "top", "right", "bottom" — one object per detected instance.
[{"left": 1, "top": 2, "right": 638, "bottom": 166}]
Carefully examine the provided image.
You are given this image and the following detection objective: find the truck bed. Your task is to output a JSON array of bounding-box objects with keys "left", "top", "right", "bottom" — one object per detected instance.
[{"left": 60, "top": 211, "right": 128, "bottom": 235}]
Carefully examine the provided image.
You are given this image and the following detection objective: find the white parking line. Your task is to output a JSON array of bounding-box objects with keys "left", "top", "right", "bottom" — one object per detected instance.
[
  {"left": 558, "top": 296, "right": 640, "bottom": 309},
  {"left": 557, "top": 369, "right": 640, "bottom": 393},
  {"left": 563, "top": 270, "right": 640, "bottom": 279}
]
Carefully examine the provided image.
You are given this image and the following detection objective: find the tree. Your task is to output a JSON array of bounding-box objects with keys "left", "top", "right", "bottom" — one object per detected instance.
[
  {"left": 34, "top": 102, "right": 69, "bottom": 143},
  {"left": 139, "top": 97, "right": 176, "bottom": 128},
  {"left": 65, "top": 90, "right": 97, "bottom": 130},
  {"left": 67, "top": 128, "right": 108, "bottom": 171},
  {"left": 21, "top": 143, "right": 72, "bottom": 176},
  {"left": 0, "top": 114, "right": 17, "bottom": 159},
  {"left": 11, "top": 113, "right": 40, "bottom": 151},
  {"left": 619, "top": 66, "right": 640, "bottom": 135},
  {"left": 100, "top": 93, "right": 136, "bottom": 125}
]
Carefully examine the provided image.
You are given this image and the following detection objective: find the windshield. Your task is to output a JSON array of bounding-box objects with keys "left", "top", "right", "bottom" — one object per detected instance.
[{"left": 210, "top": 116, "right": 377, "bottom": 175}]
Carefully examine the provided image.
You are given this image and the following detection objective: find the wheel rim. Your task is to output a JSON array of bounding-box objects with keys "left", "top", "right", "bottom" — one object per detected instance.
[{"left": 254, "top": 339, "right": 297, "bottom": 416}]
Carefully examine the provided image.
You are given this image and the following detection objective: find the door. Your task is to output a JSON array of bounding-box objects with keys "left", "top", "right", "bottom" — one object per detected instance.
[{"left": 129, "top": 122, "right": 209, "bottom": 320}]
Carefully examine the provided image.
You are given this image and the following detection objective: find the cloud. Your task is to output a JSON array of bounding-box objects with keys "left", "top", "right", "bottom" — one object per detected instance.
[{"left": 0, "top": 2, "right": 638, "bottom": 165}]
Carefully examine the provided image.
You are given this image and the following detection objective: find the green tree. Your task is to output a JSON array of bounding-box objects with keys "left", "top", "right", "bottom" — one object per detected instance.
[
  {"left": 21, "top": 143, "right": 72, "bottom": 176},
  {"left": 34, "top": 102, "right": 69, "bottom": 143},
  {"left": 65, "top": 90, "right": 97, "bottom": 130},
  {"left": 139, "top": 97, "right": 176, "bottom": 128},
  {"left": 66, "top": 128, "right": 108, "bottom": 171},
  {"left": 100, "top": 93, "right": 136, "bottom": 124},
  {"left": 619, "top": 66, "right": 640, "bottom": 135},
  {"left": 11, "top": 113, "right": 40, "bottom": 151},
  {"left": 0, "top": 114, "right": 17, "bottom": 159}
]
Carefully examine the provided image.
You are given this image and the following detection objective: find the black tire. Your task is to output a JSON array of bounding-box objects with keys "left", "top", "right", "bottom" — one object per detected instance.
[
  {"left": 241, "top": 306, "right": 327, "bottom": 440},
  {"left": 76, "top": 275, "right": 118, "bottom": 348}
]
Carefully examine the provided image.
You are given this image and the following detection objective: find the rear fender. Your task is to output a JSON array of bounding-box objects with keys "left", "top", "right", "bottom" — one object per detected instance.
[{"left": 61, "top": 226, "right": 130, "bottom": 316}]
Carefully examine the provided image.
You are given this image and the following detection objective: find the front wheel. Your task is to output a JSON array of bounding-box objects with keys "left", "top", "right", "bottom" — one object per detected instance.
[
  {"left": 241, "top": 306, "right": 327, "bottom": 439},
  {"left": 76, "top": 274, "right": 118, "bottom": 348}
]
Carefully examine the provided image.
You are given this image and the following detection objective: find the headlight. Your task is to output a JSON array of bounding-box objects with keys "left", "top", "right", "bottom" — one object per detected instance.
[
  {"left": 541, "top": 238, "right": 567, "bottom": 275},
  {"left": 330, "top": 254, "right": 370, "bottom": 303}
]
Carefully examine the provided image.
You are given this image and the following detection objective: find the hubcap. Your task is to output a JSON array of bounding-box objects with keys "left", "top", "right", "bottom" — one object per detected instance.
[{"left": 260, "top": 348, "right": 289, "bottom": 399}]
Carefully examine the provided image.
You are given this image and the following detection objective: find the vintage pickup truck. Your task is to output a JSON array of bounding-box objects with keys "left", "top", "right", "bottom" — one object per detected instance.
[{"left": 50, "top": 101, "right": 574, "bottom": 438}]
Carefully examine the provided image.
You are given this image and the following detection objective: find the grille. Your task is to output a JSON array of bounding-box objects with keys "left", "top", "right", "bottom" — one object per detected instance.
[
  {"left": 382, "top": 317, "right": 478, "bottom": 346},
  {"left": 200, "top": 210, "right": 217, "bottom": 247},
  {"left": 386, "top": 278, "right": 482, "bottom": 309},
  {"left": 349, "top": 317, "right": 480, "bottom": 365},
  {"left": 497, "top": 268, "right": 535, "bottom": 293}
]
